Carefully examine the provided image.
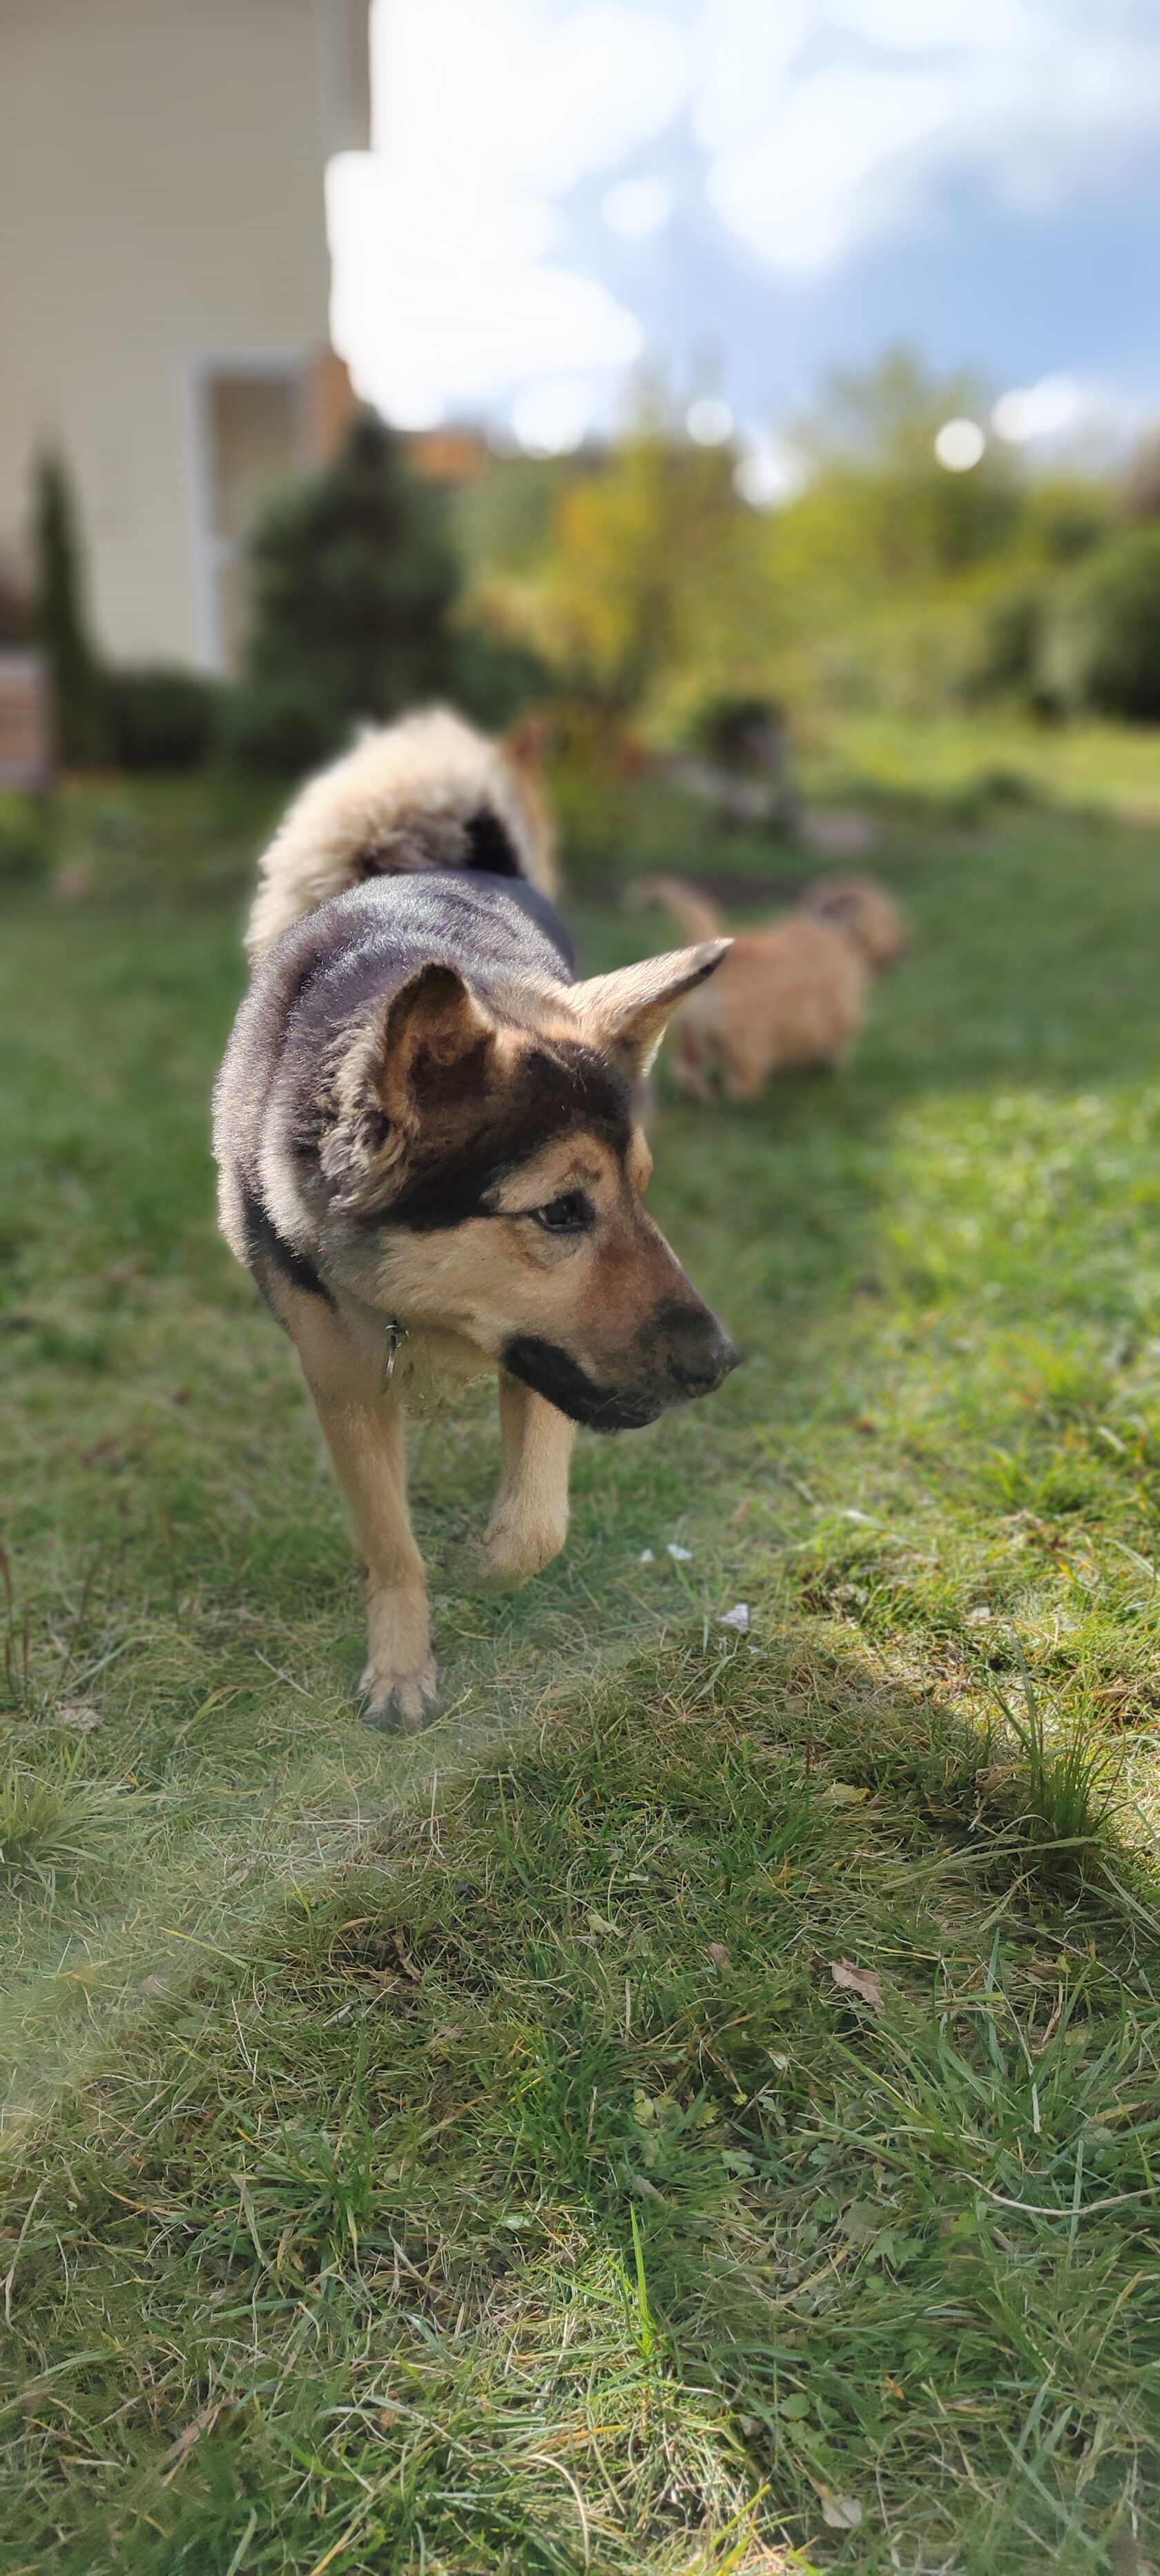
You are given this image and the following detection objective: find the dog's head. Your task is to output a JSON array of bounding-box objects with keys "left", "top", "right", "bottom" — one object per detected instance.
[
  {"left": 316, "top": 943, "right": 738, "bottom": 1429},
  {"left": 804, "top": 876, "right": 909, "bottom": 971}
]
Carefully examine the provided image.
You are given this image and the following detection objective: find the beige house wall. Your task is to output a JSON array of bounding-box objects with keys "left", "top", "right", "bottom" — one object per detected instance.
[{"left": 0, "top": 0, "right": 369, "bottom": 670}]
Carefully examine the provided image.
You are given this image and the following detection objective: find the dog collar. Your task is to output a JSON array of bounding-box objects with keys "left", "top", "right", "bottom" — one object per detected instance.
[{"left": 382, "top": 1319, "right": 409, "bottom": 1388}]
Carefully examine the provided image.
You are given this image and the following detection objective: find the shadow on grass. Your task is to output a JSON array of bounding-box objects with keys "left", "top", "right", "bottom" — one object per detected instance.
[{"left": 1, "top": 1627, "right": 1157, "bottom": 2573}]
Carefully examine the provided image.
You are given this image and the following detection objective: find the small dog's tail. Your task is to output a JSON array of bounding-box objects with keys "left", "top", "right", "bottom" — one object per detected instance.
[
  {"left": 632, "top": 875, "right": 724, "bottom": 946},
  {"left": 245, "top": 706, "right": 557, "bottom": 956}
]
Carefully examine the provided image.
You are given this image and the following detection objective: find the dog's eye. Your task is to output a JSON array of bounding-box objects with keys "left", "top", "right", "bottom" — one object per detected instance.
[{"left": 530, "top": 1190, "right": 594, "bottom": 1236}]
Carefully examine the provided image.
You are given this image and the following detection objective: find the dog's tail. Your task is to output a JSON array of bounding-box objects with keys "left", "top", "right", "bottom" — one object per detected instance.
[
  {"left": 245, "top": 706, "right": 557, "bottom": 956},
  {"left": 632, "top": 875, "right": 724, "bottom": 946}
]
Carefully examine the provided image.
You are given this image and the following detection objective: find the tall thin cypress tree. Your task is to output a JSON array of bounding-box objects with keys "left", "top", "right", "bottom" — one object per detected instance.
[{"left": 32, "top": 454, "right": 106, "bottom": 765}]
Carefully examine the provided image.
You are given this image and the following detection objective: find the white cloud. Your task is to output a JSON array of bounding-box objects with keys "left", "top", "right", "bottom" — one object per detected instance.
[
  {"left": 992, "top": 374, "right": 1081, "bottom": 443},
  {"left": 706, "top": 65, "right": 951, "bottom": 275},
  {"left": 831, "top": 0, "right": 1026, "bottom": 50},
  {"left": 700, "top": 1, "right": 1160, "bottom": 279},
  {"left": 331, "top": 0, "right": 689, "bottom": 425},
  {"left": 329, "top": 150, "right": 641, "bottom": 424},
  {"left": 328, "top": 0, "right": 1160, "bottom": 430},
  {"left": 510, "top": 375, "right": 599, "bottom": 454},
  {"left": 692, "top": 0, "right": 813, "bottom": 151},
  {"left": 603, "top": 175, "right": 676, "bottom": 237}
]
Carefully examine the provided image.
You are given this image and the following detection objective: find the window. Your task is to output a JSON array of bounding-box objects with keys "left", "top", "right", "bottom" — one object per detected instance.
[{"left": 191, "top": 362, "right": 306, "bottom": 671}]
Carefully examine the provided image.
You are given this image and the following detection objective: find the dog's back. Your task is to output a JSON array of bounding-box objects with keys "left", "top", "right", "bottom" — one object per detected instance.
[{"left": 245, "top": 706, "right": 557, "bottom": 957}]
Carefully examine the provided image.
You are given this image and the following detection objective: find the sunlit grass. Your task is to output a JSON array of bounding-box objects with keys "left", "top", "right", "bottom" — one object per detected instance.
[{"left": 804, "top": 708, "right": 1160, "bottom": 820}]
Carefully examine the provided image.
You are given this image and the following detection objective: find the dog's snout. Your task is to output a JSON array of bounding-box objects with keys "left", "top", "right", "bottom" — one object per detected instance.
[
  {"left": 666, "top": 1332, "right": 740, "bottom": 1397},
  {"left": 659, "top": 1302, "right": 740, "bottom": 1400}
]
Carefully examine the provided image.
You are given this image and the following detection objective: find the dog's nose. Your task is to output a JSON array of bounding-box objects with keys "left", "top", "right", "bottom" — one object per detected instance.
[{"left": 664, "top": 1315, "right": 740, "bottom": 1398}]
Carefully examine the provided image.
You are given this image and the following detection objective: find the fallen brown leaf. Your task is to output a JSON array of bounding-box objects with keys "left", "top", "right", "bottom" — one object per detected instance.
[
  {"left": 829, "top": 1957, "right": 884, "bottom": 2016},
  {"left": 708, "top": 1941, "right": 733, "bottom": 1973}
]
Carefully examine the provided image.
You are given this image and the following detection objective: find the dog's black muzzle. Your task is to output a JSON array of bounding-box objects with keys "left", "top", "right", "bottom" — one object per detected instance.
[{"left": 503, "top": 1306, "right": 740, "bottom": 1433}]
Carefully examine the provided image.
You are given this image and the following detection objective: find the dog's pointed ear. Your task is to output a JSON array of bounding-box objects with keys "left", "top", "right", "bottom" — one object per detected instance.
[
  {"left": 571, "top": 941, "right": 731, "bottom": 1074},
  {"left": 376, "top": 962, "right": 494, "bottom": 1123},
  {"left": 322, "top": 964, "right": 494, "bottom": 1201}
]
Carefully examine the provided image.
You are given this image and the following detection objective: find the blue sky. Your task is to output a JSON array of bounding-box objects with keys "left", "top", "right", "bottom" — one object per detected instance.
[{"left": 327, "top": 0, "right": 1160, "bottom": 473}]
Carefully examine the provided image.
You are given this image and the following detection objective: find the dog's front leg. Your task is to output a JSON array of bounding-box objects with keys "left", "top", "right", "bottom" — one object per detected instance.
[
  {"left": 292, "top": 1302, "right": 437, "bottom": 1729},
  {"left": 476, "top": 1373, "right": 575, "bottom": 1586},
  {"left": 317, "top": 1391, "right": 437, "bottom": 1729}
]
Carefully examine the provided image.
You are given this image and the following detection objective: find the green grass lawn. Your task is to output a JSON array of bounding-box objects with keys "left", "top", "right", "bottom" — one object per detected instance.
[
  {"left": 804, "top": 710, "right": 1160, "bottom": 824},
  {"left": 3, "top": 768, "right": 1160, "bottom": 2572}
]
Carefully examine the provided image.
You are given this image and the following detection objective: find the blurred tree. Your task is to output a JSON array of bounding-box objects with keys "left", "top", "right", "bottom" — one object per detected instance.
[
  {"left": 104, "top": 666, "right": 223, "bottom": 771},
  {"left": 0, "top": 555, "right": 30, "bottom": 647},
  {"left": 523, "top": 423, "right": 766, "bottom": 717},
  {"left": 1044, "top": 529, "right": 1160, "bottom": 721},
  {"left": 225, "top": 412, "right": 462, "bottom": 768},
  {"left": 466, "top": 349, "right": 1148, "bottom": 739},
  {"left": 782, "top": 347, "right": 1019, "bottom": 588},
  {"left": 1022, "top": 476, "right": 1112, "bottom": 563},
  {"left": 1123, "top": 432, "right": 1160, "bottom": 523},
  {"left": 31, "top": 453, "right": 107, "bottom": 764}
]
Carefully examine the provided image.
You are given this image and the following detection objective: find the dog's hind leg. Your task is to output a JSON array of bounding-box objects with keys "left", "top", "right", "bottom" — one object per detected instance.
[
  {"left": 289, "top": 1297, "right": 438, "bottom": 1730},
  {"left": 475, "top": 1373, "right": 575, "bottom": 1586}
]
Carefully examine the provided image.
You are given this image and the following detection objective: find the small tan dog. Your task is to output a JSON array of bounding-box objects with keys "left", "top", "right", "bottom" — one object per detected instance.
[{"left": 636, "top": 874, "right": 909, "bottom": 1101}]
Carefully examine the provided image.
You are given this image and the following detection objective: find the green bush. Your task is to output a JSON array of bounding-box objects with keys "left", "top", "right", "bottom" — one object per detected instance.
[
  {"left": 1046, "top": 530, "right": 1160, "bottom": 721},
  {"left": 0, "top": 793, "right": 48, "bottom": 882},
  {"left": 449, "top": 621, "right": 548, "bottom": 730},
  {"left": 231, "top": 412, "right": 462, "bottom": 769},
  {"left": 967, "top": 582, "right": 1045, "bottom": 704},
  {"left": 218, "top": 675, "right": 348, "bottom": 775},
  {"left": 104, "top": 666, "right": 222, "bottom": 771}
]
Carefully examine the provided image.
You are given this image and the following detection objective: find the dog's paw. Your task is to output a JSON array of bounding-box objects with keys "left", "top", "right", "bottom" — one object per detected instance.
[
  {"left": 467, "top": 1515, "right": 568, "bottom": 1591},
  {"left": 360, "top": 1649, "right": 440, "bottom": 1733}
]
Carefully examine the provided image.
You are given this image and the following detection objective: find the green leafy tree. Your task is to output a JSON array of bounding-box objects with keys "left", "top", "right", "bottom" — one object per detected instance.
[
  {"left": 778, "top": 348, "right": 1019, "bottom": 592},
  {"left": 525, "top": 426, "right": 764, "bottom": 717},
  {"left": 1045, "top": 529, "right": 1160, "bottom": 721},
  {"left": 31, "top": 453, "right": 106, "bottom": 765},
  {"left": 226, "top": 412, "right": 463, "bottom": 768}
]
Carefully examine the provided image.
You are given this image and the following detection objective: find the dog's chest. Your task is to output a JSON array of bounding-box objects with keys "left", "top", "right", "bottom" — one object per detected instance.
[{"left": 398, "top": 1325, "right": 495, "bottom": 1408}]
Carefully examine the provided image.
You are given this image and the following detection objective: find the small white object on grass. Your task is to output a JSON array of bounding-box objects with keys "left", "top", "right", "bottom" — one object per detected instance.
[
  {"left": 719, "top": 1603, "right": 751, "bottom": 1632},
  {"left": 667, "top": 1542, "right": 693, "bottom": 1562},
  {"left": 638, "top": 1548, "right": 655, "bottom": 1564},
  {"left": 820, "top": 2490, "right": 863, "bottom": 2533}
]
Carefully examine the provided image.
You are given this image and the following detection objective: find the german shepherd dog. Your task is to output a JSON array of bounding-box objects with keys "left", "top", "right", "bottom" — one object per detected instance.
[{"left": 213, "top": 710, "right": 737, "bottom": 1730}]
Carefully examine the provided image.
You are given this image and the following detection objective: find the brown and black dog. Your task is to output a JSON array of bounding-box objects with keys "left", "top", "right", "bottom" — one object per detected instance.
[{"left": 214, "top": 710, "right": 737, "bottom": 1730}]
